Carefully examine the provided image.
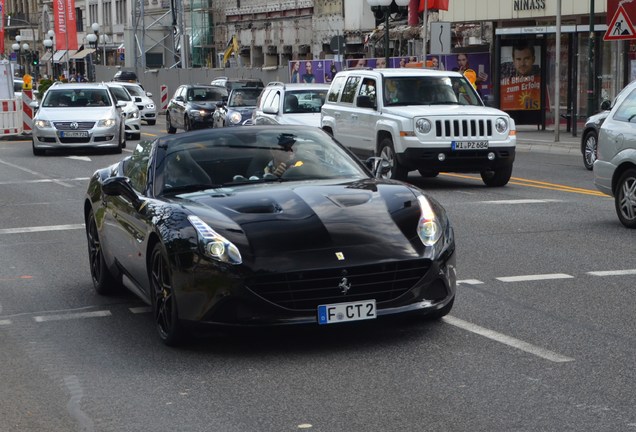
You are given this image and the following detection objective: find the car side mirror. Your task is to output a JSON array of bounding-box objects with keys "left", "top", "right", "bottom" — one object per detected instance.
[
  {"left": 601, "top": 100, "right": 611, "bottom": 111},
  {"left": 263, "top": 105, "right": 278, "bottom": 115},
  {"left": 102, "top": 176, "right": 145, "bottom": 209},
  {"left": 146, "top": 92, "right": 153, "bottom": 97},
  {"left": 175, "top": 95, "right": 184, "bottom": 102},
  {"left": 117, "top": 100, "right": 127, "bottom": 108}
]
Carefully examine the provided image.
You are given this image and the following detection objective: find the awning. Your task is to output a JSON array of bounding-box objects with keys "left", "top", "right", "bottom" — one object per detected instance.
[
  {"left": 70, "top": 48, "right": 96, "bottom": 60},
  {"left": 40, "top": 51, "right": 52, "bottom": 62},
  {"left": 52, "top": 50, "right": 78, "bottom": 63}
]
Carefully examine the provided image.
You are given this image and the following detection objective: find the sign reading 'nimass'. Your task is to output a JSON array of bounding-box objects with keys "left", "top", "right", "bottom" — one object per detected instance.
[{"left": 513, "top": 0, "right": 546, "bottom": 11}]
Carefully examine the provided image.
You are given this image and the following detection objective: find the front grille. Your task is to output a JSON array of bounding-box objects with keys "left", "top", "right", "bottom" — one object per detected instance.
[
  {"left": 59, "top": 137, "right": 91, "bottom": 144},
  {"left": 435, "top": 118, "right": 492, "bottom": 138},
  {"left": 246, "top": 259, "right": 430, "bottom": 311},
  {"left": 54, "top": 122, "right": 96, "bottom": 130}
]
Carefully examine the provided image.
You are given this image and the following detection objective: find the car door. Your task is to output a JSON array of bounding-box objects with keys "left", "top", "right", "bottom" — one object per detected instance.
[
  {"left": 351, "top": 77, "right": 380, "bottom": 156},
  {"left": 170, "top": 86, "right": 187, "bottom": 129},
  {"left": 333, "top": 75, "right": 362, "bottom": 151}
]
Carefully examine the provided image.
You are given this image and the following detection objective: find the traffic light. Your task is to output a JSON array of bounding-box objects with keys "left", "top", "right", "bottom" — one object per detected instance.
[{"left": 32, "top": 51, "right": 39, "bottom": 66}]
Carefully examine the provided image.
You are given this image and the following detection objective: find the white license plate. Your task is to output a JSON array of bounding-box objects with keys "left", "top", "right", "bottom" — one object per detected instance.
[
  {"left": 60, "top": 131, "right": 89, "bottom": 138},
  {"left": 317, "top": 300, "right": 376, "bottom": 325},
  {"left": 451, "top": 140, "right": 489, "bottom": 150}
]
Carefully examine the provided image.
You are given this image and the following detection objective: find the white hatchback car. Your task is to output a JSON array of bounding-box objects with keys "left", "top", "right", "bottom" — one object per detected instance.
[
  {"left": 32, "top": 83, "right": 126, "bottom": 155},
  {"left": 104, "top": 82, "right": 142, "bottom": 140},
  {"left": 121, "top": 83, "right": 157, "bottom": 125},
  {"left": 252, "top": 82, "right": 330, "bottom": 127}
]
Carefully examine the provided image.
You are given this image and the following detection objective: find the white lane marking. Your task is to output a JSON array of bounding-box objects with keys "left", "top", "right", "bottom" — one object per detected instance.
[
  {"left": 481, "top": 199, "right": 563, "bottom": 204},
  {"left": 0, "top": 224, "right": 85, "bottom": 235},
  {"left": 497, "top": 273, "right": 574, "bottom": 283},
  {"left": 0, "top": 177, "right": 90, "bottom": 185},
  {"left": 458, "top": 279, "right": 484, "bottom": 285},
  {"left": 588, "top": 269, "right": 636, "bottom": 276},
  {"left": 66, "top": 156, "right": 92, "bottom": 161},
  {"left": 444, "top": 316, "right": 574, "bottom": 363},
  {"left": 0, "top": 319, "right": 12, "bottom": 325},
  {"left": 34, "top": 310, "right": 111, "bottom": 322},
  {"left": 129, "top": 306, "right": 151, "bottom": 314},
  {"left": 0, "top": 158, "right": 74, "bottom": 187}
]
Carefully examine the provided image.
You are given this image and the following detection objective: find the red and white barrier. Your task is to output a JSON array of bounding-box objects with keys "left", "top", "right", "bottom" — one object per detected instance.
[
  {"left": 22, "top": 89, "right": 33, "bottom": 133},
  {"left": 0, "top": 99, "right": 22, "bottom": 136},
  {"left": 160, "top": 85, "right": 169, "bottom": 112}
]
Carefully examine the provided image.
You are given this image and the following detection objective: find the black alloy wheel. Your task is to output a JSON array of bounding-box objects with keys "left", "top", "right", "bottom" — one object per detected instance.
[
  {"left": 86, "top": 209, "right": 119, "bottom": 295},
  {"left": 150, "top": 243, "right": 183, "bottom": 345},
  {"left": 615, "top": 168, "right": 636, "bottom": 229},
  {"left": 480, "top": 163, "right": 513, "bottom": 187},
  {"left": 378, "top": 137, "right": 408, "bottom": 181}
]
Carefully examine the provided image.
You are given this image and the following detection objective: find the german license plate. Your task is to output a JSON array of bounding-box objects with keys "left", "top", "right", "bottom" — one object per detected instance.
[
  {"left": 451, "top": 140, "right": 489, "bottom": 150},
  {"left": 317, "top": 300, "right": 376, "bottom": 325},
  {"left": 60, "top": 131, "right": 89, "bottom": 138}
]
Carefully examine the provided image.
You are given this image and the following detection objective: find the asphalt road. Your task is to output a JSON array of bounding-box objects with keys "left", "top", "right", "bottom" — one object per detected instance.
[{"left": 1, "top": 122, "right": 635, "bottom": 432}]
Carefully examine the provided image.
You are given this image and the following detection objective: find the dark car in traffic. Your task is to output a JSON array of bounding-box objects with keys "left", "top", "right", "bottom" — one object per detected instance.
[
  {"left": 84, "top": 125, "right": 457, "bottom": 345},
  {"left": 166, "top": 84, "right": 228, "bottom": 133},
  {"left": 212, "top": 87, "right": 262, "bottom": 127},
  {"left": 581, "top": 100, "right": 611, "bottom": 170}
]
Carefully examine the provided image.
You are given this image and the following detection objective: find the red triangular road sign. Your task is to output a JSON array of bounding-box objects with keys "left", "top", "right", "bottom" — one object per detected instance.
[{"left": 604, "top": 5, "right": 636, "bottom": 40}]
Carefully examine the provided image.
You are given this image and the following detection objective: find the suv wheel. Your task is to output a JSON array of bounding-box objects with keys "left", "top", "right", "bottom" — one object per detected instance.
[
  {"left": 480, "top": 163, "right": 513, "bottom": 187},
  {"left": 615, "top": 168, "right": 636, "bottom": 228},
  {"left": 582, "top": 130, "right": 597, "bottom": 171},
  {"left": 379, "top": 137, "right": 408, "bottom": 181}
]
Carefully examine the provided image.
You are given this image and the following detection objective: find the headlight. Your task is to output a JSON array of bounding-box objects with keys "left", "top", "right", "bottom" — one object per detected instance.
[
  {"left": 97, "top": 118, "right": 117, "bottom": 127},
  {"left": 146, "top": 103, "right": 155, "bottom": 109},
  {"left": 416, "top": 119, "right": 432, "bottom": 134},
  {"left": 416, "top": 195, "right": 441, "bottom": 246},
  {"left": 189, "top": 109, "right": 206, "bottom": 117},
  {"left": 128, "top": 111, "right": 139, "bottom": 119},
  {"left": 188, "top": 216, "right": 242, "bottom": 265},
  {"left": 229, "top": 112, "right": 242, "bottom": 124},
  {"left": 34, "top": 119, "right": 51, "bottom": 128},
  {"left": 495, "top": 117, "right": 509, "bottom": 133}
]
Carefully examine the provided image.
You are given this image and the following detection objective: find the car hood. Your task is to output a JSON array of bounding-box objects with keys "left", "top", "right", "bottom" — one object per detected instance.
[
  {"left": 175, "top": 180, "right": 429, "bottom": 266},
  {"left": 382, "top": 104, "right": 510, "bottom": 118},
  {"left": 35, "top": 106, "right": 118, "bottom": 121},
  {"left": 280, "top": 112, "right": 322, "bottom": 128},
  {"left": 189, "top": 102, "right": 220, "bottom": 110}
]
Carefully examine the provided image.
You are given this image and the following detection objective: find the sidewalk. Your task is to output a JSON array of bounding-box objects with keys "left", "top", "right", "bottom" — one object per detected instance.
[{"left": 515, "top": 124, "right": 581, "bottom": 155}]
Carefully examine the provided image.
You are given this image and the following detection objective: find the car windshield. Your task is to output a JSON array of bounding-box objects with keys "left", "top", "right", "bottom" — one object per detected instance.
[
  {"left": 383, "top": 76, "right": 482, "bottom": 106},
  {"left": 188, "top": 87, "right": 227, "bottom": 102},
  {"left": 228, "top": 88, "right": 261, "bottom": 107},
  {"left": 109, "top": 86, "right": 131, "bottom": 102},
  {"left": 284, "top": 90, "right": 328, "bottom": 113},
  {"left": 124, "top": 85, "right": 144, "bottom": 97},
  {"left": 156, "top": 128, "right": 368, "bottom": 195},
  {"left": 42, "top": 89, "right": 111, "bottom": 107}
]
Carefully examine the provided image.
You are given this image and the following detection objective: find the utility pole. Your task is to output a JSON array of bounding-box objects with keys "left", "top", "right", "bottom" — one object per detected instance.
[{"left": 587, "top": 0, "right": 595, "bottom": 117}]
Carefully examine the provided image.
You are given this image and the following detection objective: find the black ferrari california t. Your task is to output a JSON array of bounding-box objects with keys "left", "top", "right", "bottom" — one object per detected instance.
[{"left": 84, "top": 126, "right": 456, "bottom": 345}]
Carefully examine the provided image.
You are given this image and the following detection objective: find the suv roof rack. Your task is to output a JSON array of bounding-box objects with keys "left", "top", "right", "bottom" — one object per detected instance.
[{"left": 267, "top": 81, "right": 285, "bottom": 87}]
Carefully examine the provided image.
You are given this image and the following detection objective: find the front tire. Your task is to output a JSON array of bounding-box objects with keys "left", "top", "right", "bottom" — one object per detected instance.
[
  {"left": 150, "top": 243, "right": 183, "bottom": 346},
  {"left": 417, "top": 168, "right": 439, "bottom": 178},
  {"left": 480, "top": 163, "right": 513, "bottom": 187},
  {"left": 582, "top": 131, "right": 597, "bottom": 170},
  {"left": 378, "top": 137, "right": 408, "bottom": 181},
  {"left": 86, "top": 209, "right": 119, "bottom": 295},
  {"left": 615, "top": 168, "right": 636, "bottom": 228},
  {"left": 32, "top": 140, "right": 45, "bottom": 156},
  {"left": 166, "top": 112, "right": 176, "bottom": 134}
]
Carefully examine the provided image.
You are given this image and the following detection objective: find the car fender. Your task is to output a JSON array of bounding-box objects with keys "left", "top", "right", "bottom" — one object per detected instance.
[{"left": 375, "top": 118, "right": 402, "bottom": 152}]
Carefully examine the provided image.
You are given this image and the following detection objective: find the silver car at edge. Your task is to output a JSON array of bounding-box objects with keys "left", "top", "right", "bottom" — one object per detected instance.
[
  {"left": 32, "top": 83, "right": 126, "bottom": 156},
  {"left": 593, "top": 79, "right": 636, "bottom": 228}
]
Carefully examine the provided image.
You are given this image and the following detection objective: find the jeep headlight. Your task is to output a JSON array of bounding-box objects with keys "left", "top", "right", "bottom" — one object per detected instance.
[
  {"left": 188, "top": 216, "right": 242, "bottom": 265},
  {"left": 416, "top": 195, "right": 441, "bottom": 246},
  {"left": 97, "top": 118, "right": 117, "bottom": 127},
  {"left": 229, "top": 112, "right": 242, "bottom": 125},
  {"left": 416, "top": 119, "right": 432, "bottom": 134},
  {"left": 495, "top": 117, "right": 509, "bottom": 133}
]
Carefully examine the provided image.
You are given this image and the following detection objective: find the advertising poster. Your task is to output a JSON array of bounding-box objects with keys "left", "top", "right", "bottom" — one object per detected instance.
[
  {"left": 289, "top": 60, "right": 342, "bottom": 84},
  {"left": 442, "top": 52, "right": 492, "bottom": 101},
  {"left": 499, "top": 42, "right": 541, "bottom": 111},
  {"left": 344, "top": 56, "right": 421, "bottom": 69}
]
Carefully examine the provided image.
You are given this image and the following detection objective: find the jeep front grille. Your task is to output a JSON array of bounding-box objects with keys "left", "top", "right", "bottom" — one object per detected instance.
[{"left": 435, "top": 119, "right": 493, "bottom": 138}]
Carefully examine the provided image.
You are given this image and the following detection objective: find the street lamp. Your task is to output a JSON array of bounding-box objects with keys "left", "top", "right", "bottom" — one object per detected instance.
[
  {"left": 14, "top": 35, "right": 23, "bottom": 74},
  {"left": 22, "top": 42, "right": 30, "bottom": 75},
  {"left": 91, "top": 23, "right": 100, "bottom": 64},
  {"left": 43, "top": 30, "right": 55, "bottom": 79},
  {"left": 367, "top": 0, "right": 409, "bottom": 68},
  {"left": 87, "top": 32, "right": 98, "bottom": 81}
]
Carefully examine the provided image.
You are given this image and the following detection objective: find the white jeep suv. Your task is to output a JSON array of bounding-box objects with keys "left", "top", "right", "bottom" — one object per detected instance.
[{"left": 321, "top": 68, "right": 517, "bottom": 186}]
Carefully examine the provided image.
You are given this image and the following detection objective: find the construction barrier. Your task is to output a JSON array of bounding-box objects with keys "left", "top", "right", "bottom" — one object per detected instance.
[
  {"left": 22, "top": 89, "right": 33, "bottom": 133},
  {"left": 160, "top": 85, "right": 169, "bottom": 112},
  {"left": 0, "top": 99, "right": 23, "bottom": 136}
]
